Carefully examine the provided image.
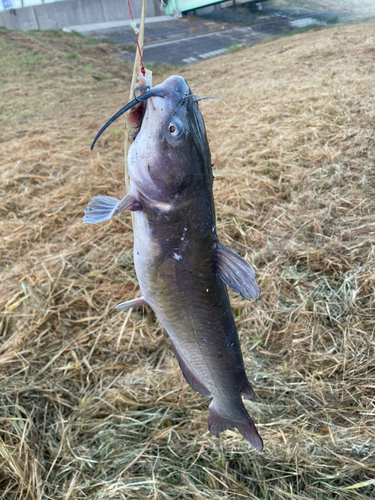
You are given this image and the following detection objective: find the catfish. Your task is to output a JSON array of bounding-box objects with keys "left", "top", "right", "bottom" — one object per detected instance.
[{"left": 83, "top": 76, "right": 263, "bottom": 451}]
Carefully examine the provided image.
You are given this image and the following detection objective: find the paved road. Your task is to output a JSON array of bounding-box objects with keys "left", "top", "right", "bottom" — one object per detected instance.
[{"left": 85, "top": 6, "right": 343, "bottom": 66}]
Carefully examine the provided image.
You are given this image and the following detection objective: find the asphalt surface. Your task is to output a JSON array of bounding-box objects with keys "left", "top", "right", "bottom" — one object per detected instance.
[{"left": 84, "top": 6, "right": 343, "bottom": 66}]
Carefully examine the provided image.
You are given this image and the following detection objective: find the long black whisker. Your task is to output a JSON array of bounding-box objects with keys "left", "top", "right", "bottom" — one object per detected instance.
[
  {"left": 91, "top": 99, "right": 138, "bottom": 151},
  {"left": 193, "top": 96, "right": 227, "bottom": 105},
  {"left": 91, "top": 87, "right": 164, "bottom": 151},
  {"left": 182, "top": 94, "right": 199, "bottom": 101}
]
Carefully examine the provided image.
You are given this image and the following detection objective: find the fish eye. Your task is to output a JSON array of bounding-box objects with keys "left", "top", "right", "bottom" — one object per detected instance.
[{"left": 168, "top": 120, "right": 183, "bottom": 138}]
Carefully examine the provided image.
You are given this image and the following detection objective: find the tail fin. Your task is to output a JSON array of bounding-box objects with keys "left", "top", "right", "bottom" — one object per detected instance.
[
  {"left": 207, "top": 401, "right": 263, "bottom": 451},
  {"left": 83, "top": 195, "right": 119, "bottom": 224}
]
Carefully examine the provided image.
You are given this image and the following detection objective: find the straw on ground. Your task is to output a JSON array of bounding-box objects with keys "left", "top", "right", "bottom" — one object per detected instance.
[{"left": 0, "top": 21, "right": 375, "bottom": 500}]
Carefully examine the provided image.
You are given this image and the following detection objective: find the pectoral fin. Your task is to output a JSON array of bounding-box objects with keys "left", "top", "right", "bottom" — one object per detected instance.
[
  {"left": 215, "top": 242, "right": 260, "bottom": 300},
  {"left": 83, "top": 193, "right": 141, "bottom": 224},
  {"left": 116, "top": 297, "right": 147, "bottom": 310},
  {"left": 172, "top": 342, "right": 211, "bottom": 398}
]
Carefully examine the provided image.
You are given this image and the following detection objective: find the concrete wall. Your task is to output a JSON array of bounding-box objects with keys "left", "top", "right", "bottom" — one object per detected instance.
[{"left": 0, "top": 0, "right": 163, "bottom": 31}]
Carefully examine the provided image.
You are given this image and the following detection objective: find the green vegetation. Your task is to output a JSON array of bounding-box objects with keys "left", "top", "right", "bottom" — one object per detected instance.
[
  {"left": 83, "top": 43, "right": 98, "bottom": 50},
  {"left": 226, "top": 42, "right": 246, "bottom": 54},
  {"left": 63, "top": 52, "right": 77, "bottom": 59},
  {"left": 45, "top": 29, "right": 64, "bottom": 37},
  {"left": 27, "top": 29, "right": 41, "bottom": 35},
  {"left": 327, "top": 15, "right": 340, "bottom": 24},
  {"left": 24, "top": 54, "right": 41, "bottom": 67},
  {"left": 142, "top": 61, "right": 156, "bottom": 71},
  {"left": 70, "top": 29, "right": 85, "bottom": 38},
  {"left": 284, "top": 23, "right": 322, "bottom": 35}
]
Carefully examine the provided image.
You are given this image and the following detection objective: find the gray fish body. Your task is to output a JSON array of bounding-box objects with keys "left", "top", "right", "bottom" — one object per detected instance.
[
  {"left": 134, "top": 195, "right": 250, "bottom": 417},
  {"left": 84, "top": 75, "right": 263, "bottom": 450}
]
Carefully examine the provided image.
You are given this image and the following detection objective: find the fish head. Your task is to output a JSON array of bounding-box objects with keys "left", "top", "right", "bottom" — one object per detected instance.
[{"left": 129, "top": 75, "right": 212, "bottom": 202}]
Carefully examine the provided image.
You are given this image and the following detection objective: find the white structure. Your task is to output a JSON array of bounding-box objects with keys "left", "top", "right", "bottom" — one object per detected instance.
[
  {"left": 0, "top": 0, "right": 162, "bottom": 30},
  {"left": 1, "top": 0, "right": 66, "bottom": 11}
]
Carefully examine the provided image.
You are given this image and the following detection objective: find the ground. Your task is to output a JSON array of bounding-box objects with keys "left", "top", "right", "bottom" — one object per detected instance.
[
  {"left": 1, "top": 19, "right": 375, "bottom": 500},
  {"left": 83, "top": 5, "right": 344, "bottom": 66}
]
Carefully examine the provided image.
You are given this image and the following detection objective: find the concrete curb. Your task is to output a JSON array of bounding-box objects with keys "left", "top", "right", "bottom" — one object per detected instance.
[{"left": 63, "top": 15, "right": 178, "bottom": 34}]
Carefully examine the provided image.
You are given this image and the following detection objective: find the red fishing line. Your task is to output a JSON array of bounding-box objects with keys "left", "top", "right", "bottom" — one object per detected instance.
[{"left": 127, "top": 0, "right": 146, "bottom": 76}]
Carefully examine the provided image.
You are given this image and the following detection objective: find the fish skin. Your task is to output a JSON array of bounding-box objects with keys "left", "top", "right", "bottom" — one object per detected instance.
[{"left": 86, "top": 75, "right": 263, "bottom": 450}]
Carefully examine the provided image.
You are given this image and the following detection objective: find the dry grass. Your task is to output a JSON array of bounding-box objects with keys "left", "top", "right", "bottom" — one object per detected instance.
[{"left": 1, "top": 21, "right": 375, "bottom": 500}]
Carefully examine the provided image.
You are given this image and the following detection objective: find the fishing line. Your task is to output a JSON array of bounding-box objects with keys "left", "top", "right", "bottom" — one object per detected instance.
[
  {"left": 127, "top": 0, "right": 146, "bottom": 76},
  {"left": 124, "top": 0, "right": 148, "bottom": 195}
]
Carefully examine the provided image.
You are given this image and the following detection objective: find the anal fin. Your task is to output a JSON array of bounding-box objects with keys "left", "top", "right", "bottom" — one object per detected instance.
[
  {"left": 208, "top": 401, "right": 263, "bottom": 451},
  {"left": 241, "top": 378, "right": 256, "bottom": 401},
  {"left": 116, "top": 297, "right": 147, "bottom": 310},
  {"left": 215, "top": 242, "right": 260, "bottom": 300},
  {"left": 172, "top": 343, "right": 211, "bottom": 398}
]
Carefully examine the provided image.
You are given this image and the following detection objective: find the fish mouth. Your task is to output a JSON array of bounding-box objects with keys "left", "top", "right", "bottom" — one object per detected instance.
[{"left": 90, "top": 86, "right": 164, "bottom": 151}]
